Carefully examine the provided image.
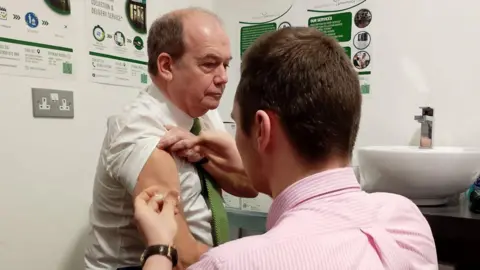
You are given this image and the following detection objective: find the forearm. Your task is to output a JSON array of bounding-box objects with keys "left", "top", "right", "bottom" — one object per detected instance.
[
  {"left": 174, "top": 212, "right": 210, "bottom": 267},
  {"left": 144, "top": 255, "right": 173, "bottom": 270},
  {"left": 202, "top": 160, "right": 258, "bottom": 198}
]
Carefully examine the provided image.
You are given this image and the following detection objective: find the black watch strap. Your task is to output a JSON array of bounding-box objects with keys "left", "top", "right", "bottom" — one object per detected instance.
[{"left": 140, "top": 245, "right": 178, "bottom": 267}]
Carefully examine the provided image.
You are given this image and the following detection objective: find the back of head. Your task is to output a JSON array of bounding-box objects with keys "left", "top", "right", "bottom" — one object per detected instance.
[{"left": 235, "top": 27, "right": 362, "bottom": 163}]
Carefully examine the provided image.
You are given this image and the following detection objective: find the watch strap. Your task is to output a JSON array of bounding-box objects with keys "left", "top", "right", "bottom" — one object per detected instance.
[{"left": 140, "top": 245, "right": 178, "bottom": 267}]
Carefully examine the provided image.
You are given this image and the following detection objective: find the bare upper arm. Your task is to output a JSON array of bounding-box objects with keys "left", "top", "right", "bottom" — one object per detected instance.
[
  {"left": 133, "top": 148, "right": 210, "bottom": 266},
  {"left": 133, "top": 148, "right": 180, "bottom": 197}
]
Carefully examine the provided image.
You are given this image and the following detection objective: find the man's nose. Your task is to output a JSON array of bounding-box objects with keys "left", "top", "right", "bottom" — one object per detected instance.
[{"left": 214, "top": 66, "right": 228, "bottom": 86}]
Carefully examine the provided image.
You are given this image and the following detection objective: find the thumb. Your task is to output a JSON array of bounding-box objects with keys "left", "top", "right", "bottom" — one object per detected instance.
[
  {"left": 160, "top": 199, "right": 176, "bottom": 218},
  {"left": 160, "top": 191, "right": 179, "bottom": 215}
]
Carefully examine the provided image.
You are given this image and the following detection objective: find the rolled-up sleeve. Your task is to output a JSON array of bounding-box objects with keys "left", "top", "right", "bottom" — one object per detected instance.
[{"left": 103, "top": 113, "right": 165, "bottom": 194}]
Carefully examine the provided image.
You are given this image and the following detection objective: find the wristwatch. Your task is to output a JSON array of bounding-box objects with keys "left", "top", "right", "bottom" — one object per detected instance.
[{"left": 140, "top": 245, "right": 178, "bottom": 267}]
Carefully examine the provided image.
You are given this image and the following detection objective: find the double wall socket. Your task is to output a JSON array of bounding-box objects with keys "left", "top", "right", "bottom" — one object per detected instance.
[{"left": 31, "top": 88, "right": 74, "bottom": 118}]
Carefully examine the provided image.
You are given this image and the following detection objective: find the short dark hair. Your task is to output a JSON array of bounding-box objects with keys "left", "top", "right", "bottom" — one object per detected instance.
[
  {"left": 147, "top": 15, "right": 184, "bottom": 75},
  {"left": 235, "top": 27, "right": 362, "bottom": 162},
  {"left": 147, "top": 8, "right": 222, "bottom": 75}
]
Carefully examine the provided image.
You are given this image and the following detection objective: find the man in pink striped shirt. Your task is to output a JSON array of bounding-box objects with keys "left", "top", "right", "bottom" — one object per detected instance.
[{"left": 135, "top": 26, "right": 438, "bottom": 270}]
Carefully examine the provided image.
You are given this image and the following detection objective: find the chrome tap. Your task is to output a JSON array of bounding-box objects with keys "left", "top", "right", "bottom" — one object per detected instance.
[{"left": 414, "top": 107, "right": 434, "bottom": 149}]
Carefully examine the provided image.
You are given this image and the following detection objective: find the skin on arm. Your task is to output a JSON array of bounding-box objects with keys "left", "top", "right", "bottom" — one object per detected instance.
[
  {"left": 144, "top": 255, "right": 173, "bottom": 270},
  {"left": 133, "top": 149, "right": 210, "bottom": 268},
  {"left": 190, "top": 130, "right": 257, "bottom": 198},
  {"left": 201, "top": 159, "right": 257, "bottom": 198}
]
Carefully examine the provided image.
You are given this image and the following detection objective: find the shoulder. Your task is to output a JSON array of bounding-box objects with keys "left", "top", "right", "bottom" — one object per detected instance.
[
  {"left": 371, "top": 192, "right": 422, "bottom": 214},
  {"left": 368, "top": 193, "right": 437, "bottom": 266},
  {"left": 193, "top": 235, "right": 270, "bottom": 269},
  {"left": 106, "top": 91, "right": 167, "bottom": 139},
  {"left": 370, "top": 192, "right": 431, "bottom": 230}
]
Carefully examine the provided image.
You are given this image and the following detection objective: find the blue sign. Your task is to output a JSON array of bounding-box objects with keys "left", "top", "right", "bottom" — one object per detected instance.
[{"left": 25, "top": 12, "right": 38, "bottom": 28}]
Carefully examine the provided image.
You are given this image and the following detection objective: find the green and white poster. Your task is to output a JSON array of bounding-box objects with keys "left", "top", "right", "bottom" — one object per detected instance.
[
  {"left": 306, "top": 0, "right": 373, "bottom": 94},
  {"left": 87, "top": 0, "right": 149, "bottom": 87},
  {"left": 0, "top": 1, "right": 74, "bottom": 79},
  {"left": 238, "top": 0, "right": 302, "bottom": 58}
]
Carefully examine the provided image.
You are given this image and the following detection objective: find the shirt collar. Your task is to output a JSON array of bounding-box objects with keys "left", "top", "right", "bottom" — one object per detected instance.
[
  {"left": 266, "top": 167, "right": 361, "bottom": 230},
  {"left": 146, "top": 84, "right": 194, "bottom": 131}
]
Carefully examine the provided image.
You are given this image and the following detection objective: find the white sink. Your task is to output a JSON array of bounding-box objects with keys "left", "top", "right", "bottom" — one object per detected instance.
[{"left": 357, "top": 146, "right": 480, "bottom": 206}]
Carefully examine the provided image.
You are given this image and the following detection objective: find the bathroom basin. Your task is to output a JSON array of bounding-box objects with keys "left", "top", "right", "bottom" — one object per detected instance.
[{"left": 357, "top": 146, "right": 480, "bottom": 206}]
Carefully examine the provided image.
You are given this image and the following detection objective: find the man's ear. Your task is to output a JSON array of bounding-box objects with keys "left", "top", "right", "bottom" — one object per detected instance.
[
  {"left": 254, "top": 110, "right": 271, "bottom": 152},
  {"left": 156, "top": 53, "right": 173, "bottom": 81}
]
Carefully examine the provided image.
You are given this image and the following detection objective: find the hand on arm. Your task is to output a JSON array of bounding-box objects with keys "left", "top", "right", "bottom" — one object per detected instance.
[
  {"left": 157, "top": 127, "right": 258, "bottom": 198},
  {"left": 132, "top": 149, "right": 211, "bottom": 267},
  {"left": 133, "top": 186, "right": 179, "bottom": 270},
  {"left": 195, "top": 131, "right": 257, "bottom": 198}
]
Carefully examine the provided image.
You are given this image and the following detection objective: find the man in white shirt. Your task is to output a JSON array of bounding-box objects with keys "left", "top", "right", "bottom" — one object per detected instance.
[{"left": 84, "top": 8, "right": 257, "bottom": 270}]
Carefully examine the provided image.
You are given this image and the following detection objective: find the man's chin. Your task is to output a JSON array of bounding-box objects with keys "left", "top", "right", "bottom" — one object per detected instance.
[{"left": 203, "top": 100, "right": 220, "bottom": 110}]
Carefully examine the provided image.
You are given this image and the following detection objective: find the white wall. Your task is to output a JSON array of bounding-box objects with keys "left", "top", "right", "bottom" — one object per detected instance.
[
  {"left": 215, "top": 0, "right": 480, "bottom": 156},
  {"left": 0, "top": 0, "right": 212, "bottom": 269}
]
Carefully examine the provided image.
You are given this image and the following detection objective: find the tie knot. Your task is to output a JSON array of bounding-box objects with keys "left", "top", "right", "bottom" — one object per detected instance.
[{"left": 190, "top": 118, "right": 201, "bottom": 135}]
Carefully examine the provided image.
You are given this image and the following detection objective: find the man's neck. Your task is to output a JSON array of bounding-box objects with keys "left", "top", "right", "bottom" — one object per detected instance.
[
  {"left": 268, "top": 155, "right": 349, "bottom": 198},
  {"left": 150, "top": 80, "right": 208, "bottom": 118},
  {"left": 150, "top": 79, "right": 192, "bottom": 117},
  {"left": 151, "top": 79, "right": 171, "bottom": 100}
]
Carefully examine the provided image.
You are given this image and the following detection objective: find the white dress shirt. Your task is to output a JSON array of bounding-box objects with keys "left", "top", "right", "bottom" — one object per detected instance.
[{"left": 84, "top": 84, "right": 225, "bottom": 269}]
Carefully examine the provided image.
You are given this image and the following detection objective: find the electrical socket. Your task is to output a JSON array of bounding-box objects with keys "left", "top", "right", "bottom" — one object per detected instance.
[
  {"left": 32, "top": 88, "right": 74, "bottom": 118},
  {"left": 59, "top": 98, "right": 71, "bottom": 111},
  {"left": 38, "top": 97, "right": 50, "bottom": 110}
]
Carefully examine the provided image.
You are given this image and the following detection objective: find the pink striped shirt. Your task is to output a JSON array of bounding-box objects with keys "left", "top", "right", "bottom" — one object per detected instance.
[{"left": 189, "top": 168, "right": 437, "bottom": 270}]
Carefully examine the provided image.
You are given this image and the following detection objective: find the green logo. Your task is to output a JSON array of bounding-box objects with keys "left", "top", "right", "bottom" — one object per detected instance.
[
  {"left": 62, "top": 62, "right": 72, "bottom": 74},
  {"left": 343, "top": 47, "right": 351, "bottom": 59},
  {"left": 360, "top": 83, "right": 370, "bottom": 94},
  {"left": 141, "top": 73, "right": 148, "bottom": 84},
  {"left": 133, "top": 36, "right": 144, "bottom": 50}
]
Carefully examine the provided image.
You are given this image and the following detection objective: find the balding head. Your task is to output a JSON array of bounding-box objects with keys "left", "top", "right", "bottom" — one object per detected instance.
[
  {"left": 147, "top": 7, "right": 231, "bottom": 118},
  {"left": 147, "top": 7, "right": 223, "bottom": 75}
]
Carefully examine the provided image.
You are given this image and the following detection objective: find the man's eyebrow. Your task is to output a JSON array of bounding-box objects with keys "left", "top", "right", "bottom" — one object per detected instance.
[{"left": 200, "top": 53, "right": 232, "bottom": 61}]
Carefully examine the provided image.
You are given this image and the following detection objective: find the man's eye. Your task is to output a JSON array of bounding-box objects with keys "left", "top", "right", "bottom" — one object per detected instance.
[{"left": 203, "top": 63, "right": 217, "bottom": 68}]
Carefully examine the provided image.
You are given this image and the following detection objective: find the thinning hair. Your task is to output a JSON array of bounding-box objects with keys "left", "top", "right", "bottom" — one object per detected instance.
[{"left": 147, "top": 7, "right": 222, "bottom": 75}]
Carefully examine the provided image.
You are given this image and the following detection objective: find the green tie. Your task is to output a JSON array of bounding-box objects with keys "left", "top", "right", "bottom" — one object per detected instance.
[{"left": 190, "top": 118, "right": 230, "bottom": 246}]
